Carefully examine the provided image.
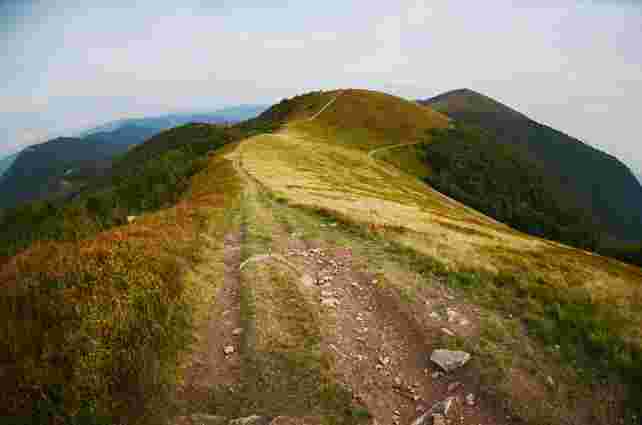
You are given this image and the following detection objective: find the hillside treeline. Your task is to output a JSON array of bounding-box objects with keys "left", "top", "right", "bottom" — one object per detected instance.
[{"left": 422, "top": 124, "right": 600, "bottom": 250}]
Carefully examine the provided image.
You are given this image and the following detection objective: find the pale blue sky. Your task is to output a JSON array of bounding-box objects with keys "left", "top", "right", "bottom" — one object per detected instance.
[{"left": 2, "top": 0, "right": 641, "bottom": 173}]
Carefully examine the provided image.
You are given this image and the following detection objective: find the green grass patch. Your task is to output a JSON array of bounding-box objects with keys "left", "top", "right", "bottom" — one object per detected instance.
[
  {"left": 279, "top": 202, "right": 642, "bottom": 423},
  {"left": 443, "top": 270, "right": 642, "bottom": 422}
]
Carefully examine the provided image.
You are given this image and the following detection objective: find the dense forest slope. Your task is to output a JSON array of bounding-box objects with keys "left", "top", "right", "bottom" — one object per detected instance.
[
  {"left": 419, "top": 123, "right": 598, "bottom": 250},
  {"left": 0, "top": 107, "right": 266, "bottom": 210},
  {"left": 2, "top": 89, "right": 642, "bottom": 425},
  {"left": 420, "top": 89, "right": 642, "bottom": 242},
  {"left": 0, "top": 125, "right": 160, "bottom": 209}
]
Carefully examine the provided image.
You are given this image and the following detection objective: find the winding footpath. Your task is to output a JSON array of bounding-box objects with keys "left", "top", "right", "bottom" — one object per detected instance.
[
  {"left": 174, "top": 93, "right": 508, "bottom": 425},
  {"left": 307, "top": 91, "right": 343, "bottom": 120},
  {"left": 367, "top": 140, "right": 425, "bottom": 160}
]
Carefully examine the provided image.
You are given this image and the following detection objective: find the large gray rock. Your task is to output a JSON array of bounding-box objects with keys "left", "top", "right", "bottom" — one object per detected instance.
[{"left": 430, "top": 349, "right": 471, "bottom": 372}]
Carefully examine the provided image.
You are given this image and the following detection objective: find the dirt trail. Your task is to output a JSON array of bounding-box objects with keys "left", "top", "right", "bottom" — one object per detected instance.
[
  {"left": 308, "top": 91, "right": 343, "bottom": 120},
  {"left": 273, "top": 232, "right": 503, "bottom": 425},
  {"left": 233, "top": 175, "right": 506, "bottom": 424},
  {"left": 173, "top": 103, "right": 510, "bottom": 425},
  {"left": 365, "top": 138, "right": 507, "bottom": 227},
  {"left": 174, "top": 230, "right": 244, "bottom": 415},
  {"left": 367, "top": 140, "right": 424, "bottom": 160}
]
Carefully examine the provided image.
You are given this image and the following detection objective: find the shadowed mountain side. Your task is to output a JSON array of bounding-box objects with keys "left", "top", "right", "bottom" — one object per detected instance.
[
  {"left": 0, "top": 125, "right": 160, "bottom": 208},
  {"left": 420, "top": 88, "right": 642, "bottom": 242},
  {"left": 0, "top": 106, "right": 268, "bottom": 209}
]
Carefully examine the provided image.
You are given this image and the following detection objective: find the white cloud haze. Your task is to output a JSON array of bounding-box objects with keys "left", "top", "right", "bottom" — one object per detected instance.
[{"left": 1, "top": 0, "right": 641, "bottom": 173}]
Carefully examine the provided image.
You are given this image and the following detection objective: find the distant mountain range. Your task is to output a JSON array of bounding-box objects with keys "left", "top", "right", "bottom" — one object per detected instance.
[
  {"left": 78, "top": 105, "right": 267, "bottom": 137},
  {"left": 0, "top": 152, "right": 20, "bottom": 180},
  {"left": 0, "top": 125, "right": 162, "bottom": 209},
  {"left": 0, "top": 106, "right": 267, "bottom": 209},
  {"left": 420, "top": 88, "right": 642, "bottom": 242}
]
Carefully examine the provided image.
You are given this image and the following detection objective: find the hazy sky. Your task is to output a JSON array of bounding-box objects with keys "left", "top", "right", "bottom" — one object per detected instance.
[{"left": 2, "top": 0, "right": 641, "bottom": 173}]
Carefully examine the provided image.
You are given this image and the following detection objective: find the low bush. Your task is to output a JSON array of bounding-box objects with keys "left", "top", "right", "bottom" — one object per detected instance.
[
  {"left": 0, "top": 232, "right": 194, "bottom": 423},
  {"left": 0, "top": 122, "right": 249, "bottom": 423}
]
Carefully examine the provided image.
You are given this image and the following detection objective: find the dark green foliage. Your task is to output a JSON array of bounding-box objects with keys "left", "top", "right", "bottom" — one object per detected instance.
[
  {"left": 110, "top": 123, "right": 232, "bottom": 172},
  {"left": 447, "top": 271, "right": 482, "bottom": 288},
  {"left": 422, "top": 123, "right": 599, "bottom": 250},
  {"left": 0, "top": 125, "right": 161, "bottom": 209},
  {"left": 0, "top": 122, "right": 264, "bottom": 260},
  {"left": 350, "top": 406, "right": 371, "bottom": 422},
  {"left": 598, "top": 242, "right": 642, "bottom": 268},
  {"left": 12, "top": 384, "right": 113, "bottom": 425},
  {"left": 0, "top": 107, "right": 266, "bottom": 210},
  {"left": 421, "top": 88, "right": 642, "bottom": 242}
]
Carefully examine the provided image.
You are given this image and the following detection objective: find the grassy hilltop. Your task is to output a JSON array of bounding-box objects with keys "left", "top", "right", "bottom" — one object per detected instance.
[{"left": 1, "top": 89, "right": 641, "bottom": 425}]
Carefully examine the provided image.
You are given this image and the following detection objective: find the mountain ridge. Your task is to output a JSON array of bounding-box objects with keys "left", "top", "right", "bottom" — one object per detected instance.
[
  {"left": 78, "top": 105, "right": 268, "bottom": 137},
  {"left": 0, "top": 106, "right": 267, "bottom": 209},
  {"left": 2, "top": 88, "right": 642, "bottom": 425},
  {"left": 0, "top": 124, "right": 160, "bottom": 209},
  {"left": 424, "top": 88, "right": 529, "bottom": 121},
  {"left": 420, "top": 88, "right": 642, "bottom": 242}
]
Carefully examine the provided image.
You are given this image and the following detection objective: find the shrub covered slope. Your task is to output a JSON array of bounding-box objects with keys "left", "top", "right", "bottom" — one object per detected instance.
[{"left": 1, "top": 89, "right": 642, "bottom": 425}]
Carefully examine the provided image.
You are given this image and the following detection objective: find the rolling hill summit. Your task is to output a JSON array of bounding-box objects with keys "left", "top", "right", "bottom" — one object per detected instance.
[{"left": 2, "top": 89, "right": 642, "bottom": 425}]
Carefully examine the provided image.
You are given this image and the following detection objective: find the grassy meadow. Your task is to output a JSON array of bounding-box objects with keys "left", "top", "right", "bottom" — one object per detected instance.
[{"left": 1, "top": 89, "right": 641, "bottom": 424}]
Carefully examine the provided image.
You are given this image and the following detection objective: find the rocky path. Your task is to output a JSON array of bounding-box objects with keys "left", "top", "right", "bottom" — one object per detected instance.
[
  {"left": 367, "top": 140, "right": 424, "bottom": 160},
  {"left": 232, "top": 173, "right": 505, "bottom": 424},
  {"left": 173, "top": 119, "right": 510, "bottom": 425},
  {"left": 281, "top": 242, "right": 502, "bottom": 425},
  {"left": 174, "top": 230, "right": 244, "bottom": 417},
  {"left": 307, "top": 91, "right": 343, "bottom": 121}
]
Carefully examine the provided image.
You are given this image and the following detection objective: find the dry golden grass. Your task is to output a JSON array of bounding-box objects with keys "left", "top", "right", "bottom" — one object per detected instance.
[
  {"left": 239, "top": 122, "right": 642, "bottom": 309},
  {"left": 4, "top": 87, "right": 641, "bottom": 424},
  {"left": 280, "top": 89, "right": 450, "bottom": 152},
  {"left": 233, "top": 89, "right": 642, "bottom": 422},
  {"left": 371, "top": 142, "right": 434, "bottom": 179},
  {"left": 240, "top": 131, "right": 540, "bottom": 271}
]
